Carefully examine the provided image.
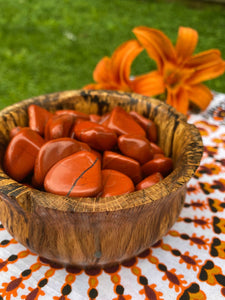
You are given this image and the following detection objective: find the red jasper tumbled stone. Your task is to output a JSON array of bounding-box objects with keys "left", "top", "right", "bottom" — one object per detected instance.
[
  {"left": 44, "top": 114, "right": 75, "bottom": 140},
  {"left": 99, "top": 112, "right": 110, "bottom": 126},
  {"left": 118, "top": 134, "right": 153, "bottom": 165},
  {"left": 136, "top": 172, "right": 163, "bottom": 190},
  {"left": 9, "top": 126, "right": 22, "bottom": 139},
  {"left": 150, "top": 142, "right": 164, "bottom": 155},
  {"left": 44, "top": 151, "right": 102, "bottom": 197},
  {"left": 28, "top": 104, "right": 53, "bottom": 136},
  {"left": 73, "top": 121, "right": 117, "bottom": 151},
  {"left": 4, "top": 128, "right": 45, "bottom": 182},
  {"left": 55, "top": 109, "right": 90, "bottom": 120},
  {"left": 101, "top": 169, "right": 134, "bottom": 197},
  {"left": 90, "top": 149, "right": 102, "bottom": 164},
  {"left": 33, "top": 138, "right": 91, "bottom": 187},
  {"left": 102, "top": 151, "right": 142, "bottom": 184},
  {"left": 89, "top": 114, "right": 101, "bottom": 123},
  {"left": 129, "top": 111, "right": 157, "bottom": 142},
  {"left": 153, "top": 153, "right": 165, "bottom": 159},
  {"left": 106, "top": 106, "right": 146, "bottom": 136},
  {"left": 141, "top": 157, "right": 173, "bottom": 178}
]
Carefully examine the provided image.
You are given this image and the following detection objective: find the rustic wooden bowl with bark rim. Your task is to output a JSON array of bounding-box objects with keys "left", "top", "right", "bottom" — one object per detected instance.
[{"left": 0, "top": 89, "right": 203, "bottom": 268}]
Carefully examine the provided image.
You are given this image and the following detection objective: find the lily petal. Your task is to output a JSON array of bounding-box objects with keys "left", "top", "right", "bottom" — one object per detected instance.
[
  {"left": 186, "top": 49, "right": 224, "bottom": 70},
  {"left": 93, "top": 57, "right": 112, "bottom": 83},
  {"left": 111, "top": 39, "right": 143, "bottom": 86},
  {"left": 131, "top": 71, "right": 165, "bottom": 96},
  {"left": 176, "top": 27, "right": 198, "bottom": 64},
  {"left": 166, "top": 88, "right": 189, "bottom": 115},
  {"left": 133, "top": 26, "right": 176, "bottom": 72},
  {"left": 83, "top": 83, "right": 99, "bottom": 90},
  {"left": 83, "top": 82, "right": 119, "bottom": 91},
  {"left": 187, "top": 60, "right": 225, "bottom": 84},
  {"left": 187, "top": 84, "right": 213, "bottom": 110}
]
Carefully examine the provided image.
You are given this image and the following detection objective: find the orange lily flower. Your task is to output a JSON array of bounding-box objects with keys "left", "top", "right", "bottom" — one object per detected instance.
[
  {"left": 132, "top": 26, "right": 225, "bottom": 114},
  {"left": 83, "top": 39, "right": 143, "bottom": 92}
]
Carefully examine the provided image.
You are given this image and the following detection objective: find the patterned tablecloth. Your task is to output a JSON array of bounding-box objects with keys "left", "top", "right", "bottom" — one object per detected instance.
[{"left": 0, "top": 92, "right": 225, "bottom": 300}]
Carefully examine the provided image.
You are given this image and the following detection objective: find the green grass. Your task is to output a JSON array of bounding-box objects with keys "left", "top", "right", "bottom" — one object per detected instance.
[{"left": 0, "top": 0, "right": 225, "bottom": 109}]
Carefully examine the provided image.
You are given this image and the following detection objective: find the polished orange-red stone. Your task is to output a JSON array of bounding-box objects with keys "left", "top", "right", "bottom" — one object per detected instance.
[
  {"left": 118, "top": 134, "right": 153, "bottom": 164},
  {"left": 146, "top": 120, "right": 158, "bottom": 143},
  {"left": 4, "top": 128, "right": 45, "bottom": 182},
  {"left": 153, "top": 153, "right": 165, "bottom": 159},
  {"left": 33, "top": 138, "right": 91, "bottom": 187},
  {"left": 89, "top": 114, "right": 101, "bottom": 123},
  {"left": 106, "top": 106, "right": 146, "bottom": 136},
  {"left": 101, "top": 169, "right": 134, "bottom": 197},
  {"left": 44, "top": 151, "right": 102, "bottom": 197},
  {"left": 102, "top": 151, "right": 142, "bottom": 184},
  {"left": 55, "top": 109, "right": 89, "bottom": 120},
  {"left": 141, "top": 157, "right": 173, "bottom": 178},
  {"left": 73, "top": 121, "right": 117, "bottom": 151},
  {"left": 129, "top": 111, "right": 157, "bottom": 142},
  {"left": 99, "top": 112, "right": 110, "bottom": 126},
  {"left": 44, "top": 114, "right": 75, "bottom": 140},
  {"left": 136, "top": 172, "right": 163, "bottom": 190},
  {"left": 28, "top": 104, "right": 53, "bottom": 136},
  {"left": 9, "top": 126, "right": 22, "bottom": 139},
  {"left": 150, "top": 142, "right": 164, "bottom": 155},
  {"left": 90, "top": 149, "right": 102, "bottom": 164}
]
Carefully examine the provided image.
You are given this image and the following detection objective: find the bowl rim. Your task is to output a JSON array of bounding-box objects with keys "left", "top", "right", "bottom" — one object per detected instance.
[{"left": 0, "top": 89, "right": 203, "bottom": 213}]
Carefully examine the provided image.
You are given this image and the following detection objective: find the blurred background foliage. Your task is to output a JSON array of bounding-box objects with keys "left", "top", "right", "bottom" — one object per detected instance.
[{"left": 0, "top": 0, "right": 224, "bottom": 109}]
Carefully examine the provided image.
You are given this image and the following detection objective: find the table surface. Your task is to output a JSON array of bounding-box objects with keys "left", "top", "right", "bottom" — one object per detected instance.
[{"left": 0, "top": 92, "right": 225, "bottom": 300}]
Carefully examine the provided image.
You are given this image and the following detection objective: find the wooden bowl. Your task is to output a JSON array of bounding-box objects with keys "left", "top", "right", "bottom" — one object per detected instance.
[{"left": 0, "top": 90, "right": 203, "bottom": 268}]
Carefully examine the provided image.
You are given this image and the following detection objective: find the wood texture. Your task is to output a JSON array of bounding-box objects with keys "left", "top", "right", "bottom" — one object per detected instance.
[{"left": 0, "top": 90, "right": 203, "bottom": 268}]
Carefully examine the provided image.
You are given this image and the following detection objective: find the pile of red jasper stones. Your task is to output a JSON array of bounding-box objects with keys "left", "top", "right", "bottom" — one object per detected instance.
[{"left": 3, "top": 105, "right": 173, "bottom": 198}]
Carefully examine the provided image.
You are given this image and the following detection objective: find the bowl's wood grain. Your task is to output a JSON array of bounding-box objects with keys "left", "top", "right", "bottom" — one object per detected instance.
[{"left": 0, "top": 90, "right": 203, "bottom": 268}]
